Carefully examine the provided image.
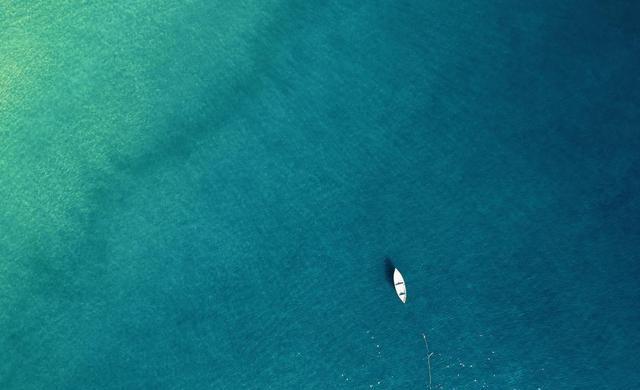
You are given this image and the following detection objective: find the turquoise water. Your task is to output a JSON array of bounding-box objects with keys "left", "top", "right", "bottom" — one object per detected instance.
[{"left": 1, "top": 1, "right": 639, "bottom": 388}]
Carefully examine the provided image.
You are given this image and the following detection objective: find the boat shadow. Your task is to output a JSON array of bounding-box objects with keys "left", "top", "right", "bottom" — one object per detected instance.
[{"left": 383, "top": 257, "right": 396, "bottom": 287}]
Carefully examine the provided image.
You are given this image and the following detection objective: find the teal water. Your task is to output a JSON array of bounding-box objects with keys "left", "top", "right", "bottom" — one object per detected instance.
[{"left": 1, "top": 1, "right": 639, "bottom": 388}]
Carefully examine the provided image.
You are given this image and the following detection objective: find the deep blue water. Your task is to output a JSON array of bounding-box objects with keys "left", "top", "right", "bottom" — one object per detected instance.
[{"left": 1, "top": 1, "right": 639, "bottom": 388}]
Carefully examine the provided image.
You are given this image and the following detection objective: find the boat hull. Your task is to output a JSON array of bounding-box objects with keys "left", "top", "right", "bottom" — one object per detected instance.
[{"left": 393, "top": 268, "right": 407, "bottom": 303}]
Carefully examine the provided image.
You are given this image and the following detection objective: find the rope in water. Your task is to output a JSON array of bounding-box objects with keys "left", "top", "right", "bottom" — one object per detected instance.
[{"left": 422, "top": 332, "right": 434, "bottom": 390}]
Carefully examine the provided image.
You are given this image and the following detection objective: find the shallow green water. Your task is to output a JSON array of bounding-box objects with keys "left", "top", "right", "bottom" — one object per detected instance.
[{"left": 1, "top": 1, "right": 639, "bottom": 388}]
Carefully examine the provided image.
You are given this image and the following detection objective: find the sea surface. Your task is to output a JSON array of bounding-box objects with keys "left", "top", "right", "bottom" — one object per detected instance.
[{"left": 1, "top": 1, "right": 639, "bottom": 389}]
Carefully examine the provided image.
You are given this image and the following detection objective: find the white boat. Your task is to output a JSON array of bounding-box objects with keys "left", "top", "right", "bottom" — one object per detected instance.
[{"left": 393, "top": 268, "right": 407, "bottom": 303}]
